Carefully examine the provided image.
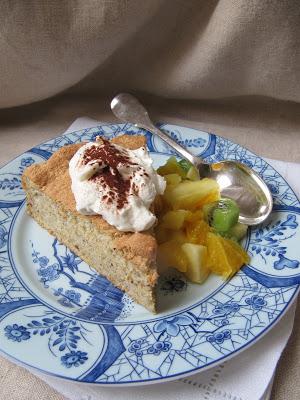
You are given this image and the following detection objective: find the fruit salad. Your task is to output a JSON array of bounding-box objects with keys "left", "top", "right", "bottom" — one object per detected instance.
[{"left": 156, "top": 156, "right": 250, "bottom": 283}]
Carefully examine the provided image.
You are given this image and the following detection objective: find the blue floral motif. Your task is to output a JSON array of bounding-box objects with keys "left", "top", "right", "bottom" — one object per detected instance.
[
  {"left": 213, "top": 302, "right": 240, "bottom": 315},
  {"left": 20, "top": 157, "right": 35, "bottom": 168},
  {"left": 4, "top": 313, "right": 92, "bottom": 368},
  {"left": 27, "top": 315, "right": 86, "bottom": 352},
  {"left": 273, "top": 254, "right": 299, "bottom": 270},
  {"left": 147, "top": 341, "right": 172, "bottom": 355},
  {"left": 153, "top": 315, "right": 194, "bottom": 337},
  {"left": 282, "top": 214, "right": 298, "bottom": 229},
  {"left": 170, "top": 131, "right": 206, "bottom": 148},
  {"left": 61, "top": 252, "right": 81, "bottom": 273},
  {"left": 207, "top": 330, "right": 231, "bottom": 344},
  {"left": 65, "top": 290, "right": 81, "bottom": 303},
  {"left": 16, "top": 157, "right": 36, "bottom": 174},
  {"left": 54, "top": 288, "right": 81, "bottom": 307},
  {"left": 0, "top": 225, "right": 8, "bottom": 248},
  {"left": 128, "top": 338, "right": 146, "bottom": 357},
  {"left": 268, "top": 181, "right": 280, "bottom": 195},
  {"left": 37, "top": 256, "right": 49, "bottom": 267},
  {"left": 128, "top": 338, "right": 172, "bottom": 357},
  {"left": 0, "top": 177, "right": 21, "bottom": 190},
  {"left": 249, "top": 214, "right": 299, "bottom": 269},
  {"left": 245, "top": 295, "right": 267, "bottom": 310},
  {"left": 32, "top": 249, "right": 49, "bottom": 266},
  {"left": 38, "top": 263, "right": 60, "bottom": 286},
  {"left": 61, "top": 351, "right": 88, "bottom": 368},
  {"left": 4, "top": 324, "right": 31, "bottom": 342},
  {"left": 153, "top": 127, "right": 206, "bottom": 155}
]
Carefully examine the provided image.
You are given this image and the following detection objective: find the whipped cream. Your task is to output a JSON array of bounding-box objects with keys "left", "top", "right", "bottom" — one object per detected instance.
[{"left": 69, "top": 138, "right": 166, "bottom": 232}]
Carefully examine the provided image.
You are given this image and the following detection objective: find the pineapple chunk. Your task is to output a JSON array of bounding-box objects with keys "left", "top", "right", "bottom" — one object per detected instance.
[
  {"left": 157, "top": 240, "right": 188, "bottom": 272},
  {"left": 181, "top": 243, "right": 210, "bottom": 283},
  {"left": 186, "top": 166, "right": 200, "bottom": 181},
  {"left": 162, "top": 210, "right": 192, "bottom": 230},
  {"left": 164, "top": 173, "right": 182, "bottom": 185},
  {"left": 157, "top": 156, "right": 186, "bottom": 177},
  {"left": 194, "top": 190, "right": 220, "bottom": 208},
  {"left": 164, "top": 178, "right": 220, "bottom": 210},
  {"left": 155, "top": 223, "right": 188, "bottom": 244}
]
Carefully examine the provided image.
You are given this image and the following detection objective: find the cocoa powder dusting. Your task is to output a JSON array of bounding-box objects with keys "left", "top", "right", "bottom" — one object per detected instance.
[
  {"left": 83, "top": 139, "right": 133, "bottom": 168},
  {"left": 84, "top": 139, "right": 134, "bottom": 209}
]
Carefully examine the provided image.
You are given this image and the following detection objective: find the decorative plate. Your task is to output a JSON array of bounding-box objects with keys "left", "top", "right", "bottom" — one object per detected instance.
[{"left": 0, "top": 123, "right": 299, "bottom": 386}]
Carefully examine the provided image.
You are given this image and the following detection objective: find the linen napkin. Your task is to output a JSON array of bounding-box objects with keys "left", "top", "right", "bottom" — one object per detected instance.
[{"left": 12, "top": 118, "right": 300, "bottom": 400}]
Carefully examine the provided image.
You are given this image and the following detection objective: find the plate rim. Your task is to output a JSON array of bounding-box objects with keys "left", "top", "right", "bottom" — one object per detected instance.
[{"left": 0, "top": 284, "right": 298, "bottom": 387}]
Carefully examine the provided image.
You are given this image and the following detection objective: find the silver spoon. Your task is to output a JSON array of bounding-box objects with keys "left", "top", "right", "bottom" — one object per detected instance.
[{"left": 111, "top": 93, "right": 273, "bottom": 225}]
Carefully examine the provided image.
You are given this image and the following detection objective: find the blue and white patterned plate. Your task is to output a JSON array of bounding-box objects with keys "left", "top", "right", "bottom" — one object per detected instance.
[{"left": 0, "top": 123, "right": 300, "bottom": 386}]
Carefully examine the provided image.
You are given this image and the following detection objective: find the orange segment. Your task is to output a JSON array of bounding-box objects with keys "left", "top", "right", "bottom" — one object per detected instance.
[
  {"left": 185, "top": 209, "right": 204, "bottom": 222},
  {"left": 195, "top": 190, "right": 220, "bottom": 209},
  {"left": 206, "top": 232, "right": 249, "bottom": 279},
  {"left": 220, "top": 237, "right": 250, "bottom": 274},
  {"left": 206, "top": 232, "right": 233, "bottom": 278},
  {"left": 186, "top": 220, "right": 211, "bottom": 245}
]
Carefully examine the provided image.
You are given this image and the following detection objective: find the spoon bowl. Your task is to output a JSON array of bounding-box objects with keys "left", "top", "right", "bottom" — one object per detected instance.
[{"left": 111, "top": 93, "right": 273, "bottom": 225}]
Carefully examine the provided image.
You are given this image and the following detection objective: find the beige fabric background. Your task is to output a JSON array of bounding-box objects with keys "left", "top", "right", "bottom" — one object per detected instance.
[
  {"left": 0, "top": 1, "right": 300, "bottom": 399},
  {"left": 0, "top": 0, "right": 300, "bottom": 108}
]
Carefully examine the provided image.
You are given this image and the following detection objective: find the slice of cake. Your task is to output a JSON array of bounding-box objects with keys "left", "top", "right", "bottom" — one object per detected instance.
[{"left": 22, "top": 135, "right": 163, "bottom": 312}]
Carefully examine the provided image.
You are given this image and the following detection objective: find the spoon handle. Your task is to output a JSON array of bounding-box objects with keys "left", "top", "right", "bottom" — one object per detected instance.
[
  {"left": 136, "top": 122, "right": 200, "bottom": 166},
  {"left": 111, "top": 93, "right": 201, "bottom": 165}
]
